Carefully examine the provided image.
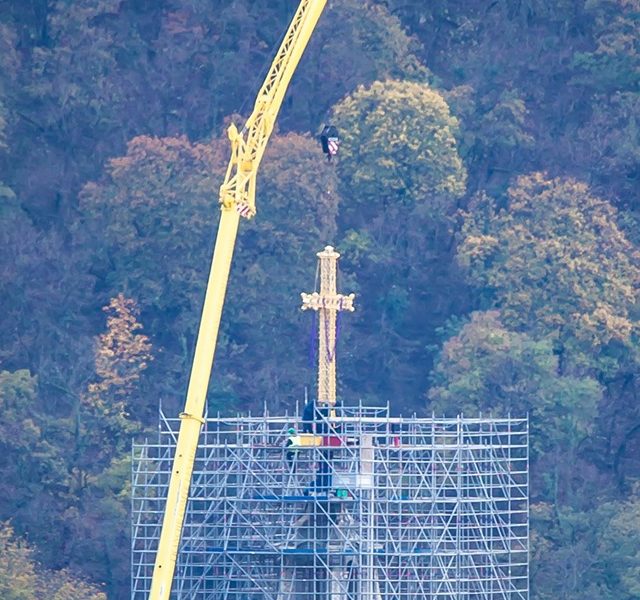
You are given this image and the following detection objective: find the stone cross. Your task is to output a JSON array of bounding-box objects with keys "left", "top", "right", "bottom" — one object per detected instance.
[{"left": 301, "top": 246, "right": 355, "bottom": 406}]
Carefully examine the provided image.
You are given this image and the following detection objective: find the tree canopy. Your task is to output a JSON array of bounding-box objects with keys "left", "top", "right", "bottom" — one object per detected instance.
[
  {"left": 458, "top": 173, "right": 640, "bottom": 375},
  {"left": 1, "top": 0, "right": 639, "bottom": 597},
  {"left": 334, "top": 79, "right": 466, "bottom": 214}
]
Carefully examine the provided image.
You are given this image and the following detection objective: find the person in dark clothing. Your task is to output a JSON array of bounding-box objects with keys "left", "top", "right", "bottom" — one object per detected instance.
[
  {"left": 303, "top": 399, "right": 343, "bottom": 434},
  {"left": 315, "top": 403, "right": 330, "bottom": 434},
  {"left": 302, "top": 399, "right": 315, "bottom": 433}
]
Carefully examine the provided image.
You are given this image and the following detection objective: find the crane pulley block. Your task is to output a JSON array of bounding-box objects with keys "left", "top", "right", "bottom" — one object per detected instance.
[{"left": 320, "top": 124, "right": 340, "bottom": 160}]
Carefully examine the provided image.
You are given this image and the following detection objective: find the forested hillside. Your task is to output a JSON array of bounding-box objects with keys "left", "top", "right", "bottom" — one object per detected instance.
[{"left": 0, "top": 0, "right": 638, "bottom": 598}]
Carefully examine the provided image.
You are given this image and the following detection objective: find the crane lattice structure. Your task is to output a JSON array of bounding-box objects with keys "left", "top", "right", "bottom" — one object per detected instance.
[
  {"left": 147, "top": 3, "right": 329, "bottom": 596},
  {"left": 131, "top": 407, "right": 529, "bottom": 599}
]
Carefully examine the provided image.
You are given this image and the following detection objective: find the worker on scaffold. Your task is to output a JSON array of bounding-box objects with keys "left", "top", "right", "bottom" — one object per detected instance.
[
  {"left": 284, "top": 427, "right": 301, "bottom": 472},
  {"left": 302, "top": 397, "right": 342, "bottom": 435},
  {"left": 302, "top": 397, "right": 315, "bottom": 433}
]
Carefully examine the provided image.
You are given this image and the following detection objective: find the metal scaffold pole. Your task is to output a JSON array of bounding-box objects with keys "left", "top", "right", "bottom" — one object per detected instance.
[{"left": 132, "top": 409, "right": 529, "bottom": 600}]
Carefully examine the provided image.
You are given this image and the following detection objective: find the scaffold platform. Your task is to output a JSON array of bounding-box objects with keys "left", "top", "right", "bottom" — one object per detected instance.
[{"left": 131, "top": 404, "right": 528, "bottom": 599}]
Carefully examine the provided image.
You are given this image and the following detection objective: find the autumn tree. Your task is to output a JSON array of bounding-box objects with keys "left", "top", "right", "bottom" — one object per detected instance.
[
  {"left": 36, "top": 295, "right": 154, "bottom": 598},
  {"left": 77, "top": 134, "right": 236, "bottom": 414},
  {"left": 78, "top": 132, "right": 340, "bottom": 413},
  {"left": 0, "top": 523, "right": 36, "bottom": 600},
  {"left": 79, "top": 135, "right": 224, "bottom": 321},
  {"left": 81, "top": 294, "right": 152, "bottom": 467},
  {"left": 457, "top": 173, "right": 640, "bottom": 486},
  {"left": 87, "top": 294, "right": 153, "bottom": 419},
  {"left": 0, "top": 523, "right": 106, "bottom": 600},
  {"left": 458, "top": 173, "right": 640, "bottom": 376},
  {"left": 3, "top": 0, "right": 431, "bottom": 223}
]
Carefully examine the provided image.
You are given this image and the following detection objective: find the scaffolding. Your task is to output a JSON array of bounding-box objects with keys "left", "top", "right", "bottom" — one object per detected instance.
[{"left": 131, "top": 404, "right": 528, "bottom": 599}]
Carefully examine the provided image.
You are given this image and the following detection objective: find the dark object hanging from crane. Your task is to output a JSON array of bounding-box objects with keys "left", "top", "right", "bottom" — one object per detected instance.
[{"left": 320, "top": 125, "right": 340, "bottom": 161}]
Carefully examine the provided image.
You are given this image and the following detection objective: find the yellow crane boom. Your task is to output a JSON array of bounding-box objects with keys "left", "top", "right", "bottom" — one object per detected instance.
[{"left": 148, "top": 2, "right": 327, "bottom": 598}]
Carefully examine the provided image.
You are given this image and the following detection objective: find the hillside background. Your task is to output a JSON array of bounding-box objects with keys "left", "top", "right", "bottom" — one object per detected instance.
[{"left": 0, "top": 0, "right": 639, "bottom": 598}]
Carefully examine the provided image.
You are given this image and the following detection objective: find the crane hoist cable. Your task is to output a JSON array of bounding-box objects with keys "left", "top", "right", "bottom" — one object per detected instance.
[{"left": 146, "top": 2, "right": 328, "bottom": 599}]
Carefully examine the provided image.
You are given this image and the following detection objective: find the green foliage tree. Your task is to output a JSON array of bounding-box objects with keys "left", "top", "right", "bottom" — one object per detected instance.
[
  {"left": 531, "top": 502, "right": 610, "bottom": 600},
  {"left": 0, "top": 199, "right": 96, "bottom": 411},
  {"left": 55, "top": 291, "right": 149, "bottom": 597},
  {"left": 0, "top": 23, "right": 17, "bottom": 152},
  {"left": 452, "top": 172, "right": 640, "bottom": 597},
  {"left": 576, "top": 90, "right": 640, "bottom": 208},
  {"left": 0, "top": 523, "right": 37, "bottom": 600},
  {"left": 5, "top": 0, "right": 133, "bottom": 218},
  {"left": 224, "top": 133, "right": 340, "bottom": 408},
  {"left": 0, "top": 370, "right": 68, "bottom": 531},
  {"left": 330, "top": 79, "right": 469, "bottom": 406},
  {"left": 3, "top": 0, "right": 430, "bottom": 222},
  {"left": 137, "top": 0, "right": 428, "bottom": 134},
  {"left": 79, "top": 135, "right": 223, "bottom": 322},
  {"left": 0, "top": 331, "right": 140, "bottom": 599},
  {"left": 458, "top": 172, "right": 640, "bottom": 376},
  {"left": 0, "top": 22, "right": 18, "bottom": 205},
  {"left": 333, "top": 79, "right": 466, "bottom": 215},
  {"left": 2, "top": 1, "right": 640, "bottom": 596},
  {"left": 285, "top": 0, "right": 428, "bottom": 130},
  {"left": 444, "top": 84, "right": 534, "bottom": 193},
  {"left": 531, "top": 496, "right": 640, "bottom": 600},
  {"left": 571, "top": 0, "right": 640, "bottom": 94},
  {"left": 599, "top": 494, "right": 640, "bottom": 598},
  {"left": 429, "top": 311, "right": 601, "bottom": 456},
  {"left": 384, "top": 0, "right": 640, "bottom": 203},
  {"left": 383, "top": 0, "right": 577, "bottom": 195},
  {"left": 0, "top": 523, "right": 106, "bottom": 600},
  {"left": 78, "top": 134, "right": 238, "bottom": 413},
  {"left": 565, "top": 0, "right": 640, "bottom": 207},
  {"left": 60, "top": 455, "right": 130, "bottom": 599}
]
